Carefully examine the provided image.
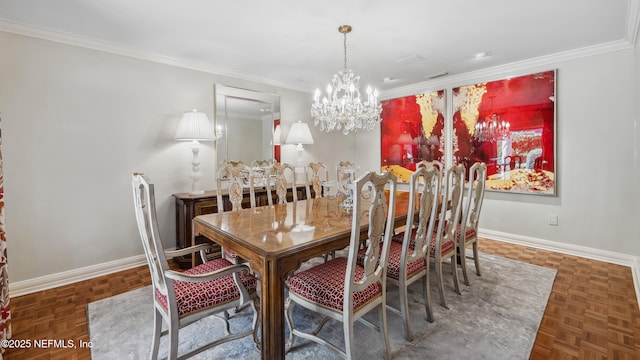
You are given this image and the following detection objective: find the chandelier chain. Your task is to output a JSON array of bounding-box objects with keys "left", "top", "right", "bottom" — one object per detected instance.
[{"left": 343, "top": 31, "right": 347, "bottom": 71}]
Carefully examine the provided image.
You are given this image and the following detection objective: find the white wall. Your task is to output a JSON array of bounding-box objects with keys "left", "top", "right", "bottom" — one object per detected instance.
[
  {"left": 1, "top": 30, "right": 638, "bottom": 288},
  {"left": 0, "top": 31, "right": 312, "bottom": 283}
]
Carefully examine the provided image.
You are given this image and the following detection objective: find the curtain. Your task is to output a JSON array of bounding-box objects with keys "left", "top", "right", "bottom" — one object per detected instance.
[{"left": 0, "top": 115, "right": 11, "bottom": 358}]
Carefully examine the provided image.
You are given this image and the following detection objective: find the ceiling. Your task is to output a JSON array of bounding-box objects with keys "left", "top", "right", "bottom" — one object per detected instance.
[{"left": 0, "top": 0, "right": 638, "bottom": 94}]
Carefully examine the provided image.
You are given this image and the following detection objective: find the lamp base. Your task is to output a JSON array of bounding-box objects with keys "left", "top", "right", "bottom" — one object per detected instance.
[{"left": 189, "top": 189, "right": 205, "bottom": 195}]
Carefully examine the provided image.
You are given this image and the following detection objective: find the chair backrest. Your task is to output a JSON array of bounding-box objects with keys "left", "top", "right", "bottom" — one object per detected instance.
[
  {"left": 249, "top": 159, "right": 274, "bottom": 207},
  {"left": 216, "top": 160, "right": 252, "bottom": 212},
  {"left": 461, "top": 162, "right": 487, "bottom": 237},
  {"left": 345, "top": 171, "right": 397, "bottom": 311},
  {"left": 435, "top": 164, "right": 466, "bottom": 250},
  {"left": 306, "top": 162, "right": 329, "bottom": 199},
  {"left": 336, "top": 161, "right": 357, "bottom": 194},
  {"left": 403, "top": 166, "right": 441, "bottom": 260},
  {"left": 132, "top": 173, "right": 172, "bottom": 299},
  {"left": 268, "top": 162, "right": 297, "bottom": 205},
  {"left": 416, "top": 160, "right": 443, "bottom": 173}
]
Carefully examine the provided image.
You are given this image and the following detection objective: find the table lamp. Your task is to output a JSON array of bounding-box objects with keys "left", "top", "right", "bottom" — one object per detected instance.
[{"left": 175, "top": 109, "right": 214, "bottom": 195}]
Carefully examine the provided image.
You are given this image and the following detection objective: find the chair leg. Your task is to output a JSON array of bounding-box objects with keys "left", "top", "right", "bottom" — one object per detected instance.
[
  {"left": 151, "top": 309, "right": 162, "bottom": 360},
  {"left": 250, "top": 296, "right": 261, "bottom": 350},
  {"left": 398, "top": 276, "right": 413, "bottom": 341},
  {"left": 460, "top": 245, "right": 470, "bottom": 286},
  {"left": 379, "top": 298, "right": 392, "bottom": 360},
  {"left": 343, "top": 314, "right": 356, "bottom": 360},
  {"left": 284, "top": 297, "right": 296, "bottom": 351},
  {"left": 435, "top": 257, "right": 448, "bottom": 309},
  {"left": 423, "top": 268, "right": 434, "bottom": 323},
  {"left": 168, "top": 320, "right": 179, "bottom": 360},
  {"left": 450, "top": 254, "right": 461, "bottom": 295},
  {"left": 472, "top": 241, "right": 482, "bottom": 276}
]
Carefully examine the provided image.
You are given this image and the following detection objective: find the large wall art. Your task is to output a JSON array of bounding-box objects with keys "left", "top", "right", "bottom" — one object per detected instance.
[
  {"left": 452, "top": 70, "right": 556, "bottom": 195},
  {"left": 380, "top": 90, "right": 446, "bottom": 183}
]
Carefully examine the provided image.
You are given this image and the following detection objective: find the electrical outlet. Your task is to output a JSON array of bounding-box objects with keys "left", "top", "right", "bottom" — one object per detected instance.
[{"left": 548, "top": 213, "right": 558, "bottom": 226}]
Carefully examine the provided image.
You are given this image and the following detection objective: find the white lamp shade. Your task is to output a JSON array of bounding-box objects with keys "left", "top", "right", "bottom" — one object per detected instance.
[
  {"left": 273, "top": 125, "right": 282, "bottom": 145},
  {"left": 286, "top": 121, "right": 314, "bottom": 145},
  {"left": 175, "top": 109, "right": 214, "bottom": 141}
]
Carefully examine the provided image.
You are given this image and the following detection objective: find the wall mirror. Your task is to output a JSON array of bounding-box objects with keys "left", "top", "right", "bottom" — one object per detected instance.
[{"left": 215, "top": 84, "right": 280, "bottom": 166}]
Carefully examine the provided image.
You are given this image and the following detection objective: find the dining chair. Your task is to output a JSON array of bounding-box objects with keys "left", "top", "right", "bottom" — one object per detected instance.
[
  {"left": 216, "top": 160, "right": 252, "bottom": 262},
  {"left": 268, "top": 162, "right": 297, "bottom": 205},
  {"left": 285, "top": 171, "right": 397, "bottom": 360},
  {"left": 249, "top": 159, "right": 274, "bottom": 207},
  {"left": 336, "top": 160, "right": 357, "bottom": 192},
  {"left": 132, "top": 173, "right": 259, "bottom": 360},
  {"left": 430, "top": 164, "right": 465, "bottom": 308},
  {"left": 305, "top": 161, "right": 329, "bottom": 199},
  {"left": 382, "top": 166, "right": 440, "bottom": 341},
  {"left": 216, "top": 160, "right": 252, "bottom": 212},
  {"left": 458, "top": 162, "right": 487, "bottom": 285}
]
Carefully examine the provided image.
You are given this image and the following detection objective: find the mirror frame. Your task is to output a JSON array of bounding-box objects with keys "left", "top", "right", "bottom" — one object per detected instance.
[{"left": 214, "top": 84, "right": 281, "bottom": 167}]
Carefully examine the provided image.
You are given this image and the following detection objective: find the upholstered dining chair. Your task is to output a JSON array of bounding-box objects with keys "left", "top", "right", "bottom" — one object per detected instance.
[
  {"left": 383, "top": 166, "right": 440, "bottom": 341},
  {"left": 132, "top": 173, "right": 259, "bottom": 360},
  {"left": 268, "top": 162, "right": 297, "bottom": 205},
  {"left": 285, "top": 171, "right": 397, "bottom": 360},
  {"left": 216, "top": 160, "right": 252, "bottom": 212},
  {"left": 431, "top": 164, "right": 465, "bottom": 308},
  {"left": 335, "top": 160, "right": 357, "bottom": 191},
  {"left": 216, "top": 160, "right": 252, "bottom": 262},
  {"left": 458, "top": 162, "right": 487, "bottom": 285},
  {"left": 249, "top": 159, "right": 274, "bottom": 207},
  {"left": 305, "top": 161, "right": 329, "bottom": 199}
]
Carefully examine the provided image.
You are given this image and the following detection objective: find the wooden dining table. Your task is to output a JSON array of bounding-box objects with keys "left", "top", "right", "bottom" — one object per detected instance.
[{"left": 192, "top": 191, "right": 410, "bottom": 360}]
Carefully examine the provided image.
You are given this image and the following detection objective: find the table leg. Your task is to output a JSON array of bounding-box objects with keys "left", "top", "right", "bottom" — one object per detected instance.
[{"left": 257, "top": 259, "right": 286, "bottom": 360}]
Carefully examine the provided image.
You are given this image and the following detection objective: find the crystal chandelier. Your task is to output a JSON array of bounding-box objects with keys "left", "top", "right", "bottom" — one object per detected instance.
[
  {"left": 474, "top": 113, "right": 510, "bottom": 142},
  {"left": 311, "top": 25, "right": 382, "bottom": 135}
]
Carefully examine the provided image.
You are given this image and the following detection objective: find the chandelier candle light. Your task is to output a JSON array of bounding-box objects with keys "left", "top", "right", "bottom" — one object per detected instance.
[
  {"left": 311, "top": 25, "right": 382, "bottom": 135},
  {"left": 175, "top": 109, "right": 215, "bottom": 195}
]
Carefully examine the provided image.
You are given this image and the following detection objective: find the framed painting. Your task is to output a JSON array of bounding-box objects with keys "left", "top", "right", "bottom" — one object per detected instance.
[
  {"left": 380, "top": 90, "right": 445, "bottom": 183},
  {"left": 452, "top": 70, "right": 556, "bottom": 195}
]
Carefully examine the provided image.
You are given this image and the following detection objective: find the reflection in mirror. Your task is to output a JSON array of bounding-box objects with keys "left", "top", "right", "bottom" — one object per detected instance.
[{"left": 215, "top": 84, "right": 280, "bottom": 167}]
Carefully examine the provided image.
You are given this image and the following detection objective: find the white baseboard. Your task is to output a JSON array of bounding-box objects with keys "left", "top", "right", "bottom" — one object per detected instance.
[
  {"left": 479, "top": 228, "right": 640, "bottom": 306},
  {"left": 9, "top": 254, "right": 147, "bottom": 298}
]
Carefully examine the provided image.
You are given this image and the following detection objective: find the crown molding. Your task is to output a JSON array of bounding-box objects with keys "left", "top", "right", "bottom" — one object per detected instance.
[
  {"left": 381, "top": 39, "right": 633, "bottom": 100},
  {"left": 0, "top": 17, "right": 310, "bottom": 93}
]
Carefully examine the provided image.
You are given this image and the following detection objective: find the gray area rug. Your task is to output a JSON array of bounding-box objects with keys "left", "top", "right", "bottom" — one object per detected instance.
[{"left": 88, "top": 252, "right": 556, "bottom": 359}]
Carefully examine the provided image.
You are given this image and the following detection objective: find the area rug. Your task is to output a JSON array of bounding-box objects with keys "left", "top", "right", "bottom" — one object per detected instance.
[{"left": 88, "top": 252, "right": 556, "bottom": 359}]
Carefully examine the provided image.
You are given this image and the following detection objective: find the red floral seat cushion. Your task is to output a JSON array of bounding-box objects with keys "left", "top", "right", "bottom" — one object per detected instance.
[
  {"left": 429, "top": 234, "right": 455, "bottom": 257},
  {"left": 392, "top": 228, "right": 417, "bottom": 248},
  {"left": 156, "top": 258, "right": 257, "bottom": 316},
  {"left": 355, "top": 242, "right": 426, "bottom": 280},
  {"left": 384, "top": 241, "right": 426, "bottom": 280},
  {"left": 456, "top": 224, "right": 477, "bottom": 241},
  {"left": 286, "top": 257, "right": 382, "bottom": 312}
]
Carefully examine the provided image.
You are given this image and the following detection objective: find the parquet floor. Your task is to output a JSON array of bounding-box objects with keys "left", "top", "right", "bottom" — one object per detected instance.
[{"left": 4, "top": 238, "right": 640, "bottom": 359}]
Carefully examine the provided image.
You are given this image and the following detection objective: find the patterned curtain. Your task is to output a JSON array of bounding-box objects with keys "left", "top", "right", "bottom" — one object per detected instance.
[{"left": 0, "top": 115, "right": 11, "bottom": 358}]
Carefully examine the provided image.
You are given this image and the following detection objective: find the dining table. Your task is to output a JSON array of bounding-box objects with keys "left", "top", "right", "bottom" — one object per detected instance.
[{"left": 192, "top": 191, "right": 411, "bottom": 360}]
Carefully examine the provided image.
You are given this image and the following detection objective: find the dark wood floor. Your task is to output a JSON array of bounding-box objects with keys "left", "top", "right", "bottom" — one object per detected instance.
[{"left": 4, "top": 238, "right": 640, "bottom": 359}]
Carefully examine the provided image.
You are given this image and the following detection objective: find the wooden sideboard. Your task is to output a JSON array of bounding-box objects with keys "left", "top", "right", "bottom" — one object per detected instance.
[{"left": 173, "top": 184, "right": 310, "bottom": 268}]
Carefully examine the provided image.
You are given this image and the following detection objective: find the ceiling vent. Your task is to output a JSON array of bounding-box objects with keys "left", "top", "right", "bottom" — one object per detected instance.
[{"left": 427, "top": 71, "right": 449, "bottom": 79}]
